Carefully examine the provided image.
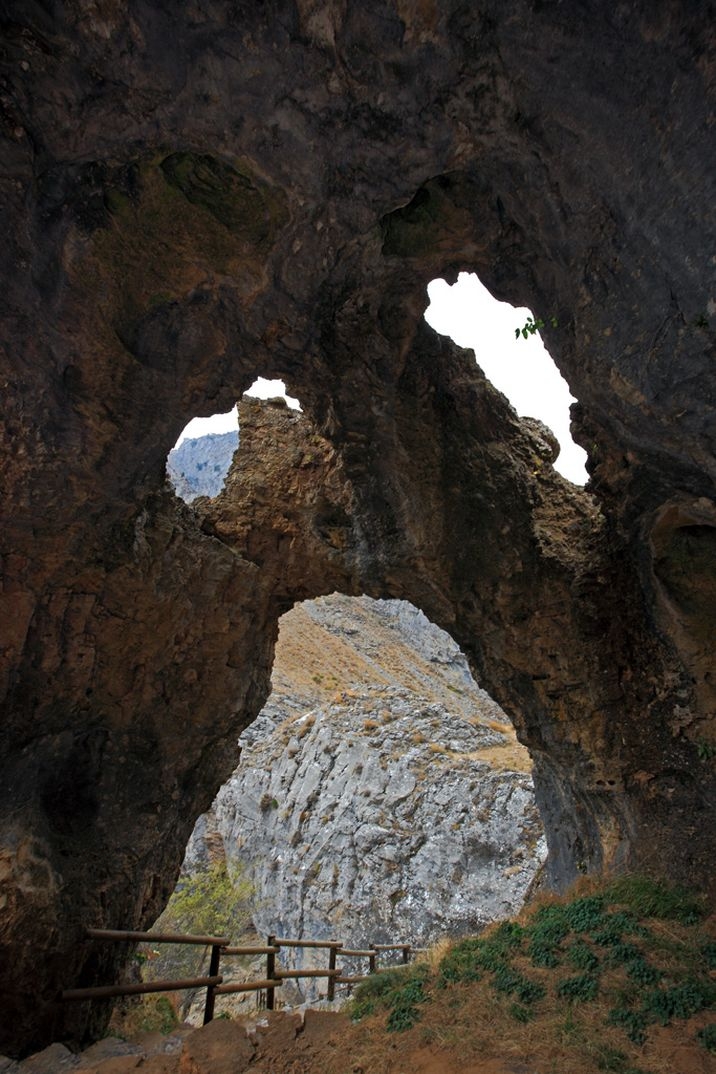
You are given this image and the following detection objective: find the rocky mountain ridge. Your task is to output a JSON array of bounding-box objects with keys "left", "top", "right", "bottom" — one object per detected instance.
[{"left": 167, "top": 430, "right": 238, "bottom": 502}]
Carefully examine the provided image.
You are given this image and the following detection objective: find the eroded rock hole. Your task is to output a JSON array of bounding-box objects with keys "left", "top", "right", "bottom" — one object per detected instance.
[
  {"left": 167, "top": 379, "right": 301, "bottom": 502},
  {"left": 154, "top": 594, "right": 545, "bottom": 1021},
  {"left": 425, "top": 272, "right": 588, "bottom": 485}
]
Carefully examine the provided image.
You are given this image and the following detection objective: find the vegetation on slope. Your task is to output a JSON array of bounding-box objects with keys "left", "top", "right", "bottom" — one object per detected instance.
[
  {"left": 110, "top": 861, "right": 254, "bottom": 1035},
  {"left": 347, "top": 876, "right": 716, "bottom": 1074}
]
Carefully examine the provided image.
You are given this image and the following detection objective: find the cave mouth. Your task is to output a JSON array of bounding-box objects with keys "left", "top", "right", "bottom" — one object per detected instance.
[
  {"left": 164, "top": 593, "right": 545, "bottom": 1019},
  {"left": 166, "top": 379, "right": 302, "bottom": 502},
  {"left": 425, "top": 272, "right": 588, "bottom": 485}
]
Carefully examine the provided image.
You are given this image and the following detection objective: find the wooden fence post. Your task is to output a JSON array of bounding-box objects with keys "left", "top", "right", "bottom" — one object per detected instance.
[
  {"left": 202, "top": 944, "right": 222, "bottom": 1025},
  {"left": 266, "top": 934, "right": 276, "bottom": 1011},
  {"left": 327, "top": 943, "right": 339, "bottom": 1001},
  {"left": 369, "top": 950, "right": 376, "bottom": 975},
  {"left": 402, "top": 945, "right": 410, "bottom": 965}
]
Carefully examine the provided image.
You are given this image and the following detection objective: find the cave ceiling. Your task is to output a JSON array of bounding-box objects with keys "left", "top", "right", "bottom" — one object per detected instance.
[{"left": 0, "top": 0, "right": 714, "bottom": 1058}]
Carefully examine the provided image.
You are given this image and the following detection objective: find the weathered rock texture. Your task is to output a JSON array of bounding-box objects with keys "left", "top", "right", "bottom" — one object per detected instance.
[
  {"left": 220, "top": 696, "right": 543, "bottom": 995},
  {"left": 188, "top": 594, "right": 545, "bottom": 1008},
  {"left": 0, "top": 1, "right": 714, "bottom": 1056}
]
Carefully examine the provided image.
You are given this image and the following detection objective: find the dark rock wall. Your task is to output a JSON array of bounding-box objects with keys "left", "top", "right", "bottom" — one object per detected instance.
[{"left": 0, "top": 1, "right": 714, "bottom": 1056}]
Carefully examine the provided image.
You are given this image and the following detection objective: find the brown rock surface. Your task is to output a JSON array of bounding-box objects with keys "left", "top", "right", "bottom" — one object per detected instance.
[
  {"left": 0, "top": 0, "right": 714, "bottom": 1057},
  {"left": 177, "top": 1020, "right": 255, "bottom": 1074}
]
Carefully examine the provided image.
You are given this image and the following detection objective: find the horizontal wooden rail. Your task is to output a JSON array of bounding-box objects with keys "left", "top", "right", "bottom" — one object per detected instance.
[
  {"left": 86, "top": 928, "right": 229, "bottom": 946},
  {"left": 274, "top": 937, "right": 342, "bottom": 949},
  {"left": 274, "top": 967, "right": 340, "bottom": 979},
  {"left": 222, "top": 945, "right": 279, "bottom": 956},
  {"left": 63, "top": 976, "right": 222, "bottom": 1001},
  {"left": 214, "top": 978, "right": 283, "bottom": 995},
  {"left": 66, "top": 927, "right": 421, "bottom": 1021}
]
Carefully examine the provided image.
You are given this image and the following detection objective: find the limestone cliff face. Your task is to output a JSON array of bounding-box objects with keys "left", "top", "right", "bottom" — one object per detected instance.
[
  {"left": 193, "top": 595, "right": 544, "bottom": 1004},
  {"left": 218, "top": 693, "right": 543, "bottom": 1000},
  {"left": 0, "top": 1, "right": 714, "bottom": 1056}
]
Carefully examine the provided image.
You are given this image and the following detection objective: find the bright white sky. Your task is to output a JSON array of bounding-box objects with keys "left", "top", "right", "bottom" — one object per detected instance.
[
  {"left": 425, "top": 273, "right": 587, "bottom": 484},
  {"left": 175, "top": 274, "right": 587, "bottom": 484},
  {"left": 174, "top": 379, "right": 300, "bottom": 448}
]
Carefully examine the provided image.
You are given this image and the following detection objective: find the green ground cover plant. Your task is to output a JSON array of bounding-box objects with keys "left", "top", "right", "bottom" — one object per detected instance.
[
  {"left": 348, "top": 875, "right": 714, "bottom": 1074},
  {"left": 350, "top": 963, "right": 429, "bottom": 1031}
]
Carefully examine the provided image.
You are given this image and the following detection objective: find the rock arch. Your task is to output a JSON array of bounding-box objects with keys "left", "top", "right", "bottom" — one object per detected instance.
[{"left": 0, "top": 1, "right": 714, "bottom": 1056}]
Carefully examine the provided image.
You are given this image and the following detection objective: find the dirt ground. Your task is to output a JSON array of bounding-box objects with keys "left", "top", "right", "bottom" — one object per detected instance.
[{"left": 9, "top": 1007, "right": 715, "bottom": 1074}]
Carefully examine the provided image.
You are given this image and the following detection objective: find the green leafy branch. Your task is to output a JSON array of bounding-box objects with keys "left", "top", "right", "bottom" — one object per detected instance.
[{"left": 515, "top": 315, "right": 558, "bottom": 340}]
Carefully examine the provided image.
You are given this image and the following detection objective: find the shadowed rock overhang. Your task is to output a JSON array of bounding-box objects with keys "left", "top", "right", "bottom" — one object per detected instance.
[{"left": 0, "top": 1, "right": 714, "bottom": 1057}]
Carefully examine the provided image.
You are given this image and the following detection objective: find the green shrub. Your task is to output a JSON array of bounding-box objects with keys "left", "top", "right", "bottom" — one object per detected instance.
[
  {"left": 595, "top": 1045, "right": 649, "bottom": 1074},
  {"left": 489, "top": 921, "right": 527, "bottom": 949},
  {"left": 701, "top": 941, "right": 716, "bottom": 969},
  {"left": 438, "top": 937, "right": 484, "bottom": 985},
  {"left": 146, "top": 860, "right": 253, "bottom": 990},
  {"left": 604, "top": 944, "right": 658, "bottom": 986},
  {"left": 641, "top": 980, "right": 714, "bottom": 1025},
  {"left": 624, "top": 957, "right": 660, "bottom": 987},
  {"left": 439, "top": 923, "right": 525, "bottom": 985},
  {"left": 386, "top": 975, "right": 428, "bottom": 1032},
  {"left": 567, "top": 940, "right": 599, "bottom": 972},
  {"left": 586, "top": 909, "right": 645, "bottom": 948},
  {"left": 492, "top": 965, "right": 545, "bottom": 1005},
  {"left": 528, "top": 938, "right": 560, "bottom": 968},
  {"left": 351, "top": 966, "right": 406, "bottom": 1018},
  {"left": 156, "top": 860, "right": 253, "bottom": 942},
  {"left": 111, "top": 994, "right": 178, "bottom": 1038},
  {"left": 386, "top": 1003, "right": 420, "bottom": 1032},
  {"left": 564, "top": 896, "right": 606, "bottom": 932},
  {"left": 510, "top": 1002, "right": 533, "bottom": 1023},
  {"left": 476, "top": 922, "right": 526, "bottom": 971},
  {"left": 605, "top": 942, "right": 641, "bottom": 967},
  {"left": 528, "top": 904, "right": 570, "bottom": 945},
  {"left": 697, "top": 1024, "right": 716, "bottom": 1052},
  {"left": 557, "top": 973, "right": 600, "bottom": 1003},
  {"left": 351, "top": 964, "right": 429, "bottom": 1032},
  {"left": 607, "top": 1006, "right": 648, "bottom": 1045},
  {"left": 474, "top": 946, "right": 511, "bottom": 973}
]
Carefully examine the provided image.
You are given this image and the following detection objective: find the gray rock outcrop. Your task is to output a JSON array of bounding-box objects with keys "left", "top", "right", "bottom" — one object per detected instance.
[{"left": 185, "top": 594, "right": 545, "bottom": 1005}]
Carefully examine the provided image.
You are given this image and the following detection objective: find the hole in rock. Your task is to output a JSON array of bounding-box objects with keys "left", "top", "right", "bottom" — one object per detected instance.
[
  {"left": 147, "top": 594, "right": 546, "bottom": 1023},
  {"left": 167, "top": 379, "right": 301, "bottom": 503},
  {"left": 425, "top": 272, "right": 588, "bottom": 485}
]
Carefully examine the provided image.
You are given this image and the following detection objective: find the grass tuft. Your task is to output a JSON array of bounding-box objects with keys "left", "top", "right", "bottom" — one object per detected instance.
[
  {"left": 567, "top": 939, "right": 600, "bottom": 972},
  {"left": 350, "top": 963, "right": 428, "bottom": 1031},
  {"left": 557, "top": 973, "right": 600, "bottom": 1003},
  {"left": 603, "top": 874, "right": 706, "bottom": 924}
]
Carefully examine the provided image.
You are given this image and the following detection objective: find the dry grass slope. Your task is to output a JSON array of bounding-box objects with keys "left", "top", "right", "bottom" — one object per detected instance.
[{"left": 337, "top": 876, "right": 716, "bottom": 1074}]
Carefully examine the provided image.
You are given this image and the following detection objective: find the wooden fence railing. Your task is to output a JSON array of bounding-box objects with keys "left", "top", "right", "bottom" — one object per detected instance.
[{"left": 62, "top": 928, "right": 424, "bottom": 1024}]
